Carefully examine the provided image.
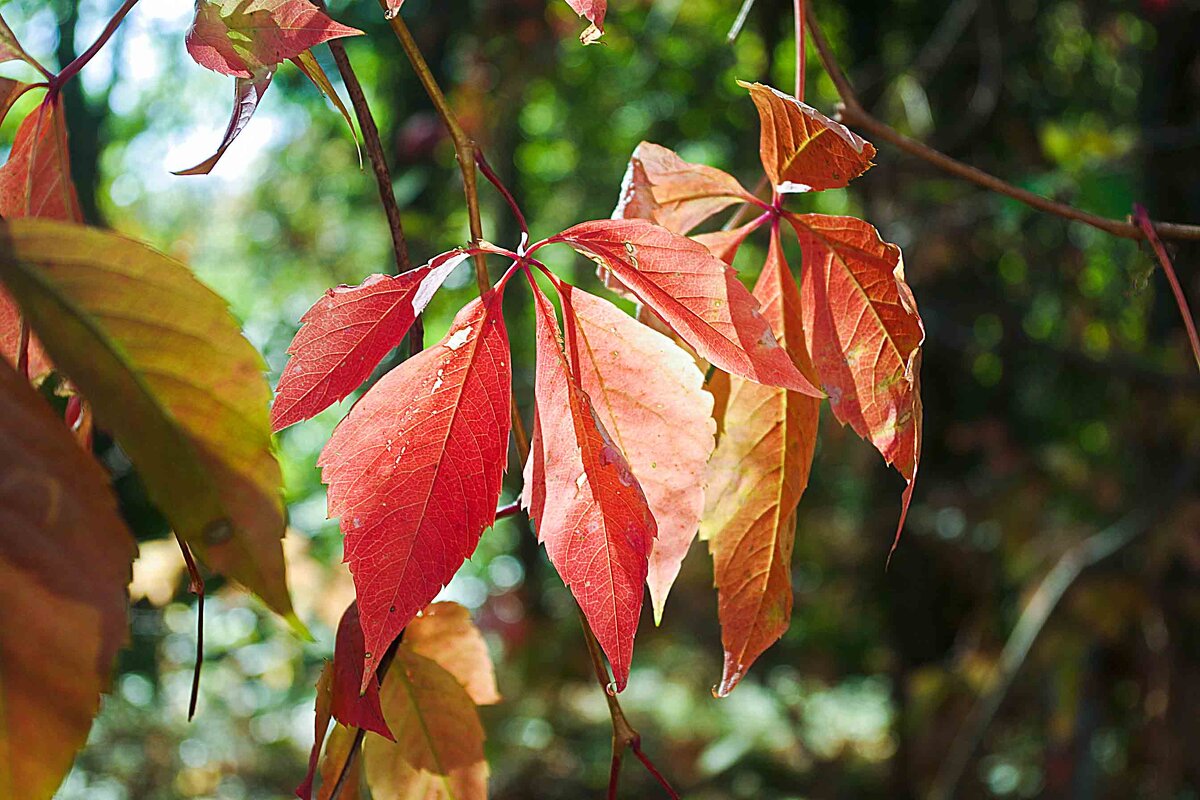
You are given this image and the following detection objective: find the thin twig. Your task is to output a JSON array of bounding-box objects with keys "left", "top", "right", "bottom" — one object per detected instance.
[
  {"left": 928, "top": 508, "right": 1154, "bottom": 800},
  {"left": 311, "top": 10, "right": 410, "bottom": 274},
  {"left": 802, "top": 3, "right": 1200, "bottom": 242},
  {"left": 174, "top": 534, "right": 205, "bottom": 722},
  {"left": 1133, "top": 204, "right": 1200, "bottom": 373},
  {"left": 381, "top": 8, "right": 490, "bottom": 294},
  {"left": 382, "top": 8, "right": 530, "bottom": 454},
  {"left": 793, "top": 0, "right": 806, "bottom": 101},
  {"left": 578, "top": 608, "right": 679, "bottom": 799},
  {"left": 726, "top": 0, "right": 758, "bottom": 43},
  {"left": 475, "top": 151, "right": 528, "bottom": 238}
]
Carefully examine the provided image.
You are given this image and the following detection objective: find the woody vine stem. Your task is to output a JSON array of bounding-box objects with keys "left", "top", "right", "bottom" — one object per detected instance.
[{"left": 800, "top": 2, "right": 1200, "bottom": 242}]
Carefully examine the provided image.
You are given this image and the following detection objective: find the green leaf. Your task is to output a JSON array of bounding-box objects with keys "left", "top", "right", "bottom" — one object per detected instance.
[{"left": 0, "top": 218, "right": 295, "bottom": 618}]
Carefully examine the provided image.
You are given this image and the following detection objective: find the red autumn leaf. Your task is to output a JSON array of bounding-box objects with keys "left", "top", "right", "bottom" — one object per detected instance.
[
  {"left": 330, "top": 602, "right": 392, "bottom": 739},
  {"left": 544, "top": 218, "right": 823, "bottom": 397},
  {"left": 613, "top": 142, "right": 756, "bottom": 235},
  {"left": 0, "top": 96, "right": 80, "bottom": 380},
  {"left": 0, "top": 97, "right": 82, "bottom": 222},
  {"left": 701, "top": 228, "right": 820, "bottom": 696},
  {"left": 0, "top": 13, "right": 41, "bottom": 70},
  {"left": 787, "top": 213, "right": 923, "bottom": 536},
  {"left": 558, "top": 284, "right": 715, "bottom": 623},
  {"left": 521, "top": 280, "right": 656, "bottom": 689},
  {"left": 174, "top": 71, "right": 273, "bottom": 176},
  {"left": 563, "top": 0, "right": 606, "bottom": 44},
  {"left": 186, "top": 0, "right": 362, "bottom": 79},
  {"left": 741, "top": 81, "right": 876, "bottom": 193},
  {"left": 0, "top": 293, "right": 50, "bottom": 379},
  {"left": 0, "top": 77, "right": 35, "bottom": 128},
  {"left": 272, "top": 250, "right": 470, "bottom": 431},
  {"left": 319, "top": 292, "right": 511, "bottom": 693}
]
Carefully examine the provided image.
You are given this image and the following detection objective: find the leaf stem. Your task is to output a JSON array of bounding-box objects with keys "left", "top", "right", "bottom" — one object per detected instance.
[
  {"left": 1133, "top": 204, "right": 1200, "bottom": 373},
  {"left": 310, "top": 10, "right": 410, "bottom": 274},
  {"left": 173, "top": 534, "right": 205, "bottom": 722},
  {"left": 53, "top": 0, "right": 140, "bottom": 91},
  {"left": 476, "top": 150, "right": 529, "bottom": 239},
  {"left": 803, "top": 2, "right": 1200, "bottom": 242},
  {"left": 794, "top": 0, "right": 806, "bottom": 101},
  {"left": 381, "top": 8, "right": 489, "bottom": 293}
]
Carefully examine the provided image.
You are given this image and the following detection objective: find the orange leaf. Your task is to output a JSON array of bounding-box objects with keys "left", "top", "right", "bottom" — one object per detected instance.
[
  {"left": 700, "top": 230, "right": 819, "bottom": 695},
  {"left": 613, "top": 142, "right": 755, "bottom": 234},
  {"left": 742, "top": 81, "right": 875, "bottom": 193},
  {"left": 364, "top": 649, "right": 489, "bottom": 800},
  {"left": 405, "top": 602, "right": 500, "bottom": 706},
  {"left": 692, "top": 219, "right": 761, "bottom": 266},
  {"left": 787, "top": 213, "right": 923, "bottom": 539},
  {"left": 0, "top": 360, "right": 135, "bottom": 798}
]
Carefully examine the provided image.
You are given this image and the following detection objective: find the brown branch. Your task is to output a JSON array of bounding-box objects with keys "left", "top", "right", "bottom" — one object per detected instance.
[
  {"left": 315, "top": 33, "right": 410, "bottom": 273},
  {"left": 1134, "top": 204, "right": 1200, "bottom": 373},
  {"left": 382, "top": 8, "right": 489, "bottom": 294},
  {"left": 579, "top": 610, "right": 679, "bottom": 799},
  {"left": 803, "top": 3, "right": 1200, "bottom": 242}
]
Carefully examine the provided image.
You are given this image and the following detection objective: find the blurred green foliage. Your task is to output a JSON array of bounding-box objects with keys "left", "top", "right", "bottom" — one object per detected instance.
[{"left": 3, "top": 0, "right": 1199, "bottom": 797}]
